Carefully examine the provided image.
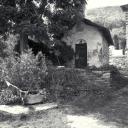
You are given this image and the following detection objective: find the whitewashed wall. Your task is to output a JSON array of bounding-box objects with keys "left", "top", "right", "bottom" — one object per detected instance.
[{"left": 62, "top": 22, "right": 109, "bottom": 67}]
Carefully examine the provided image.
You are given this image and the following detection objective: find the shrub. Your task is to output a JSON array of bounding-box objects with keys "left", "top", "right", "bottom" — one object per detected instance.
[
  {"left": 0, "top": 34, "right": 49, "bottom": 104},
  {"left": 0, "top": 89, "right": 21, "bottom": 105},
  {"left": 47, "top": 68, "right": 84, "bottom": 101},
  {"left": 0, "top": 34, "right": 18, "bottom": 58},
  {"left": 0, "top": 50, "right": 47, "bottom": 91}
]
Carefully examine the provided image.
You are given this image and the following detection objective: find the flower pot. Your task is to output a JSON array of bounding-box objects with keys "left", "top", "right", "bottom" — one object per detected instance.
[{"left": 25, "top": 93, "right": 45, "bottom": 105}]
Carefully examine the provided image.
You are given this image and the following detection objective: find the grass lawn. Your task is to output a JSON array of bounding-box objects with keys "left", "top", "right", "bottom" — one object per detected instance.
[{"left": 0, "top": 108, "right": 70, "bottom": 128}]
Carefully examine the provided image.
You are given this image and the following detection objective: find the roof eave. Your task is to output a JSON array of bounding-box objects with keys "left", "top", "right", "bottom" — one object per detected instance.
[
  {"left": 82, "top": 19, "right": 113, "bottom": 46},
  {"left": 121, "top": 4, "right": 128, "bottom": 12}
]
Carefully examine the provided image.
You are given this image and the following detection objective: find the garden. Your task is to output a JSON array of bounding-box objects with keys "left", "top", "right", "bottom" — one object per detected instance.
[
  {"left": 0, "top": 1, "right": 128, "bottom": 127},
  {"left": 0, "top": 35, "right": 83, "bottom": 105},
  {"left": 1, "top": 35, "right": 128, "bottom": 128}
]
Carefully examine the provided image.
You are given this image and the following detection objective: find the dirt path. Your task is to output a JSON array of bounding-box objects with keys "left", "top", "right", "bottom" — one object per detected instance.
[
  {"left": 67, "top": 115, "right": 118, "bottom": 128},
  {"left": 0, "top": 104, "right": 120, "bottom": 128}
]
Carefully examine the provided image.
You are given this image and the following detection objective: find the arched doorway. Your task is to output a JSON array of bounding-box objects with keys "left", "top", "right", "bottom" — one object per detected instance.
[{"left": 75, "top": 39, "right": 87, "bottom": 68}]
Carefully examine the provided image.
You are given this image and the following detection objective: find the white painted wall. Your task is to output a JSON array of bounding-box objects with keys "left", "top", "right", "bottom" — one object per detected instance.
[{"left": 62, "top": 22, "right": 109, "bottom": 67}]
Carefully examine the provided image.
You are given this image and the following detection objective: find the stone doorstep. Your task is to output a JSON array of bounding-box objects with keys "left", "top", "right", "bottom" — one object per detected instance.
[
  {"left": 0, "top": 103, "right": 58, "bottom": 115},
  {"left": 95, "top": 78, "right": 110, "bottom": 81}
]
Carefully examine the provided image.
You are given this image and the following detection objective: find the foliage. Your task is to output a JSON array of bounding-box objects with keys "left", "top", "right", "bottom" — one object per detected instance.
[
  {"left": 0, "top": 50, "right": 47, "bottom": 91},
  {"left": 0, "top": 34, "right": 19, "bottom": 60},
  {"left": 53, "top": 42, "right": 74, "bottom": 65},
  {"left": 0, "top": 0, "right": 87, "bottom": 66},
  {"left": 112, "top": 34, "right": 126, "bottom": 50},
  {"left": 48, "top": 0, "right": 86, "bottom": 39},
  {"left": 87, "top": 6, "right": 125, "bottom": 29},
  {"left": 0, "top": 38, "right": 8, "bottom": 58},
  {"left": 46, "top": 68, "right": 84, "bottom": 101},
  {"left": 0, "top": 89, "right": 21, "bottom": 105},
  {"left": 0, "top": 0, "right": 48, "bottom": 41},
  {"left": 0, "top": 0, "right": 87, "bottom": 47}
]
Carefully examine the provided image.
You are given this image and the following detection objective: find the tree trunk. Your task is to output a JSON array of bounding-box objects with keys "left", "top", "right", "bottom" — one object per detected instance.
[{"left": 20, "top": 33, "right": 29, "bottom": 54}]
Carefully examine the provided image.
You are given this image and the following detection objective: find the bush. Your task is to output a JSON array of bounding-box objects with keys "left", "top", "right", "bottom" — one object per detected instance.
[
  {"left": 0, "top": 50, "right": 47, "bottom": 91},
  {"left": 0, "top": 34, "right": 18, "bottom": 58},
  {"left": 0, "top": 89, "right": 21, "bottom": 105},
  {"left": 0, "top": 34, "right": 49, "bottom": 104},
  {"left": 46, "top": 68, "right": 84, "bottom": 101}
]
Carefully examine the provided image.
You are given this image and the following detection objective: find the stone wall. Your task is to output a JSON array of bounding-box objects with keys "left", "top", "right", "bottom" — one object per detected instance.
[
  {"left": 102, "top": 37, "right": 109, "bottom": 65},
  {"left": 76, "top": 69, "right": 111, "bottom": 93},
  {"left": 109, "top": 56, "right": 127, "bottom": 69}
]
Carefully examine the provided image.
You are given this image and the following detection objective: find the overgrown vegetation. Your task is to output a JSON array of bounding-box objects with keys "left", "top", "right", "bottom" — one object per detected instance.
[
  {"left": 0, "top": 50, "right": 47, "bottom": 91},
  {"left": 0, "top": 89, "right": 21, "bottom": 105},
  {"left": 47, "top": 68, "right": 85, "bottom": 102},
  {"left": 0, "top": 47, "right": 49, "bottom": 104},
  {"left": 0, "top": 34, "right": 81, "bottom": 104},
  {"left": 0, "top": 34, "right": 49, "bottom": 104},
  {"left": 0, "top": 0, "right": 87, "bottom": 59}
]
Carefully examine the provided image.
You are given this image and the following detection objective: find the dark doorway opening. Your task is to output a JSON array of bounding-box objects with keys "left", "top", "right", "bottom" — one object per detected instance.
[{"left": 75, "top": 43, "right": 87, "bottom": 68}]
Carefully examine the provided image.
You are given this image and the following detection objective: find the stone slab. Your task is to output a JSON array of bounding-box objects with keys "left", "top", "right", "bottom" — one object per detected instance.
[{"left": 0, "top": 103, "right": 58, "bottom": 115}]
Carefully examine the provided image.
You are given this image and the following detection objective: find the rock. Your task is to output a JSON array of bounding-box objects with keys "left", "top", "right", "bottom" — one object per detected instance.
[{"left": 102, "top": 72, "right": 110, "bottom": 79}]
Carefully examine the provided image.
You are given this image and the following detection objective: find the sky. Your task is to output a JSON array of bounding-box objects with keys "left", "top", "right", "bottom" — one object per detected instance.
[{"left": 87, "top": 0, "right": 128, "bottom": 9}]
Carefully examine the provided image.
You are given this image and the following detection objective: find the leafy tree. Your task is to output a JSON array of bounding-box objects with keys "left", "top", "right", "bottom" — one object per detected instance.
[
  {"left": 47, "top": 0, "right": 86, "bottom": 39},
  {"left": 0, "top": 0, "right": 86, "bottom": 59}
]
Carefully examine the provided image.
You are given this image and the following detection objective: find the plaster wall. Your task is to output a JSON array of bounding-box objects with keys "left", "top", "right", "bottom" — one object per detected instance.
[{"left": 62, "top": 22, "right": 109, "bottom": 67}]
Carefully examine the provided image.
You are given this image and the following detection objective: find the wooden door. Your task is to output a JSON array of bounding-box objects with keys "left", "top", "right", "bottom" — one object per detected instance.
[{"left": 75, "top": 43, "right": 87, "bottom": 68}]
